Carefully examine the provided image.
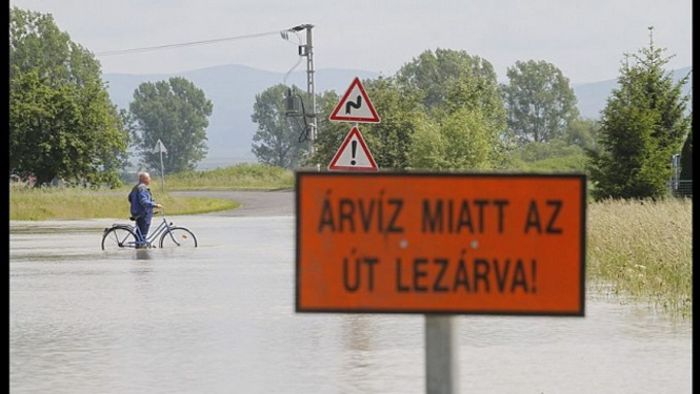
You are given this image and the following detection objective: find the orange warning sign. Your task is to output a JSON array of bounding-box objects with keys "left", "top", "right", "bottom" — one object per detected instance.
[{"left": 296, "top": 172, "right": 586, "bottom": 316}]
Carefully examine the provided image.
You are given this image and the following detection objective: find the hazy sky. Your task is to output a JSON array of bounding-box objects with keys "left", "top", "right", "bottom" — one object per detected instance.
[{"left": 11, "top": 0, "right": 692, "bottom": 83}]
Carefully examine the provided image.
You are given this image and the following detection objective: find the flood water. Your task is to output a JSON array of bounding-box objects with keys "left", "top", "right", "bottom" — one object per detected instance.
[{"left": 10, "top": 215, "right": 692, "bottom": 393}]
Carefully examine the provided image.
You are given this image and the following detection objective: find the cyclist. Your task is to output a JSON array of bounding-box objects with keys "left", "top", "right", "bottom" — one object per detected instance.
[{"left": 128, "top": 172, "right": 163, "bottom": 248}]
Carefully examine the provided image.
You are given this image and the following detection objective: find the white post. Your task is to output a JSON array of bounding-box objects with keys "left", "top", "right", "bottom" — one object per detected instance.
[
  {"left": 154, "top": 139, "right": 167, "bottom": 193},
  {"left": 159, "top": 146, "right": 165, "bottom": 193},
  {"left": 425, "top": 315, "right": 459, "bottom": 394}
]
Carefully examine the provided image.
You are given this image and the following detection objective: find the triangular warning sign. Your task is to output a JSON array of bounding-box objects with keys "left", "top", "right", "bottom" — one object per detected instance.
[
  {"left": 329, "top": 77, "right": 381, "bottom": 123},
  {"left": 328, "top": 126, "right": 379, "bottom": 171}
]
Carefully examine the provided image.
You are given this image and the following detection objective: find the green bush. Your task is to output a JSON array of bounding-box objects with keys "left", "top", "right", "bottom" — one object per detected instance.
[{"left": 160, "top": 163, "right": 294, "bottom": 190}]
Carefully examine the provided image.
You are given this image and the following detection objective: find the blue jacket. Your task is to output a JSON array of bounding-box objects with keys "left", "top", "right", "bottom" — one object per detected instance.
[{"left": 128, "top": 183, "right": 157, "bottom": 220}]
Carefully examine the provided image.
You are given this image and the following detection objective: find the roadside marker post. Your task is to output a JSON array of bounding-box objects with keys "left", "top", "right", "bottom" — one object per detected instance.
[
  {"left": 315, "top": 79, "right": 586, "bottom": 393},
  {"left": 153, "top": 139, "right": 167, "bottom": 193}
]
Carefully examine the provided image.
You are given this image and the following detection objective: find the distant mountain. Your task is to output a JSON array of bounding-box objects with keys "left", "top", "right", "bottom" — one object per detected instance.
[
  {"left": 573, "top": 66, "right": 692, "bottom": 119},
  {"left": 104, "top": 64, "right": 691, "bottom": 170},
  {"left": 104, "top": 65, "right": 379, "bottom": 169}
]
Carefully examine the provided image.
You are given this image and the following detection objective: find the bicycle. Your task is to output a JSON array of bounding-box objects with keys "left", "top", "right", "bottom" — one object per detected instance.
[{"left": 101, "top": 209, "right": 198, "bottom": 250}]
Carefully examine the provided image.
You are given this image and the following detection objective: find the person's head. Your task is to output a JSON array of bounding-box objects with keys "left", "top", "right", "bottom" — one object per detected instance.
[{"left": 138, "top": 171, "right": 151, "bottom": 185}]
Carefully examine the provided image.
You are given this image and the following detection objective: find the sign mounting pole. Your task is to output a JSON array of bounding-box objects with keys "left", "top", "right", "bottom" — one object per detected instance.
[{"left": 425, "top": 316, "right": 458, "bottom": 394}]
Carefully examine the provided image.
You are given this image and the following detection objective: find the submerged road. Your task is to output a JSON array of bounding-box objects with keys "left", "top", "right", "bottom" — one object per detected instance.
[
  {"left": 171, "top": 190, "right": 294, "bottom": 217},
  {"left": 9, "top": 190, "right": 692, "bottom": 393}
]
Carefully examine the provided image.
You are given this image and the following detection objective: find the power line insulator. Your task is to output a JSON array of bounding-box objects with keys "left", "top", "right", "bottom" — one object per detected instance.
[{"left": 298, "top": 45, "right": 308, "bottom": 56}]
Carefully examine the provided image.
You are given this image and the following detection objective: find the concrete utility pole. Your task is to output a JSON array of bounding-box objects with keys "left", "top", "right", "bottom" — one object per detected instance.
[
  {"left": 289, "top": 24, "right": 317, "bottom": 157},
  {"left": 306, "top": 25, "right": 317, "bottom": 157}
]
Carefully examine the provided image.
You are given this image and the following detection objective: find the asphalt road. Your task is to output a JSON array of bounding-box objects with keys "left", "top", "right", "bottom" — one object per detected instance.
[{"left": 171, "top": 190, "right": 294, "bottom": 217}]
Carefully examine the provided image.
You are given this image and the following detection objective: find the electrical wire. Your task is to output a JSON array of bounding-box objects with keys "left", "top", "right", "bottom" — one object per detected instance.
[
  {"left": 281, "top": 30, "right": 303, "bottom": 85},
  {"left": 97, "top": 27, "right": 314, "bottom": 142},
  {"left": 283, "top": 56, "right": 304, "bottom": 85},
  {"left": 95, "top": 29, "right": 285, "bottom": 56}
]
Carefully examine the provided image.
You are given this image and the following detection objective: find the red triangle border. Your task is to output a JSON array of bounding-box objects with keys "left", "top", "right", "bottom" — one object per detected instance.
[
  {"left": 327, "top": 127, "right": 379, "bottom": 171},
  {"left": 328, "top": 77, "right": 381, "bottom": 123}
]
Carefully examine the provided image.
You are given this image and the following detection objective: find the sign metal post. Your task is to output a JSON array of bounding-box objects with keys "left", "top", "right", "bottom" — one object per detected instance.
[{"left": 426, "top": 315, "right": 458, "bottom": 394}]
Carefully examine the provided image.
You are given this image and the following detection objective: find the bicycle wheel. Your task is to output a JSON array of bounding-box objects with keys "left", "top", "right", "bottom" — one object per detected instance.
[
  {"left": 101, "top": 226, "right": 138, "bottom": 250},
  {"left": 159, "top": 227, "right": 198, "bottom": 248}
]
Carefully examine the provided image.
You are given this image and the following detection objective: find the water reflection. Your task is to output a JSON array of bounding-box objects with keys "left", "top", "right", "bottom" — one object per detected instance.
[
  {"left": 134, "top": 250, "right": 152, "bottom": 260},
  {"left": 341, "top": 315, "right": 373, "bottom": 352},
  {"left": 339, "top": 315, "right": 379, "bottom": 393}
]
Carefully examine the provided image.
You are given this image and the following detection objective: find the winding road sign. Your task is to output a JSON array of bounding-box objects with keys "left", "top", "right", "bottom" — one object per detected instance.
[{"left": 329, "top": 77, "right": 380, "bottom": 123}]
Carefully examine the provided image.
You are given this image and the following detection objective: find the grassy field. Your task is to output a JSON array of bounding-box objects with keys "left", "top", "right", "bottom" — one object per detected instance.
[
  {"left": 587, "top": 198, "right": 692, "bottom": 317},
  {"left": 157, "top": 163, "right": 294, "bottom": 190},
  {"left": 10, "top": 186, "right": 239, "bottom": 221}
]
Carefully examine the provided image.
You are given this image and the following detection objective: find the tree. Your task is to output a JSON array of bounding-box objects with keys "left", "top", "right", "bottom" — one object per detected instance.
[
  {"left": 129, "top": 77, "right": 213, "bottom": 173},
  {"left": 251, "top": 84, "right": 309, "bottom": 168},
  {"left": 9, "top": 7, "right": 128, "bottom": 187},
  {"left": 502, "top": 60, "right": 579, "bottom": 144},
  {"left": 394, "top": 48, "right": 510, "bottom": 170},
  {"left": 407, "top": 117, "right": 446, "bottom": 169},
  {"left": 508, "top": 139, "right": 588, "bottom": 173},
  {"left": 409, "top": 108, "right": 500, "bottom": 170},
  {"left": 565, "top": 118, "right": 600, "bottom": 152},
  {"left": 588, "top": 29, "right": 691, "bottom": 199},
  {"left": 396, "top": 48, "right": 506, "bottom": 132}
]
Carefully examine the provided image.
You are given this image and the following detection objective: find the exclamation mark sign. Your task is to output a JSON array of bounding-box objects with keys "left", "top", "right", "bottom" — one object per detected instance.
[{"left": 350, "top": 140, "right": 357, "bottom": 165}]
